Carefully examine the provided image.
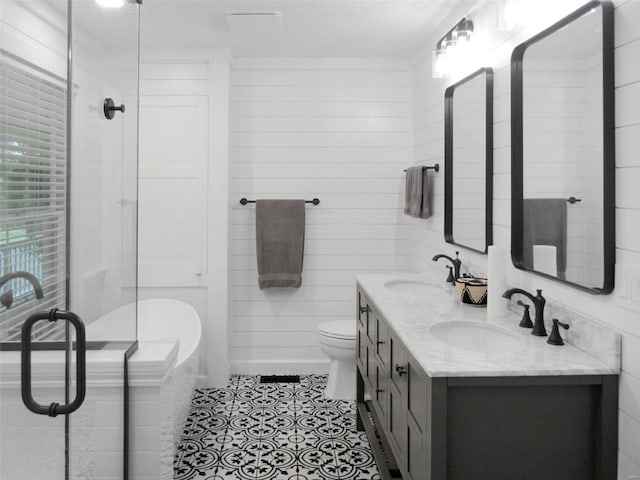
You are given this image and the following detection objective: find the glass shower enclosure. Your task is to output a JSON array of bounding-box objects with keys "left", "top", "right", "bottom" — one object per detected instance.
[{"left": 0, "top": 0, "right": 140, "bottom": 478}]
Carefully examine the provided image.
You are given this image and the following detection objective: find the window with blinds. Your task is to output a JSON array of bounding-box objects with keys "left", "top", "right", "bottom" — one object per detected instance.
[{"left": 0, "top": 51, "right": 67, "bottom": 342}]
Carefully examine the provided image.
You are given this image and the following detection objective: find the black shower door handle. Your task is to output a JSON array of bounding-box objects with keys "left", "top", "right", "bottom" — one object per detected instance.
[{"left": 21, "top": 309, "right": 87, "bottom": 417}]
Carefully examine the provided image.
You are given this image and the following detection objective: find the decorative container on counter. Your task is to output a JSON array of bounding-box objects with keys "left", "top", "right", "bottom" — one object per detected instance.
[{"left": 455, "top": 277, "right": 488, "bottom": 306}]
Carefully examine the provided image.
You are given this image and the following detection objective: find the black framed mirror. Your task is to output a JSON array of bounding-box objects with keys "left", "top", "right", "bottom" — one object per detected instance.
[
  {"left": 444, "top": 67, "right": 493, "bottom": 253},
  {"left": 511, "top": 0, "right": 614, "bottom": 293}
]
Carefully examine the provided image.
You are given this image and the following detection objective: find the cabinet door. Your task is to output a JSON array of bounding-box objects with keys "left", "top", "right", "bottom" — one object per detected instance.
[
  {"left": 374, "top": 363, "right": 388, "bottom": 421},
  {"left": 367, "top": 343, "right": 376, "bottom": 390},
  {"left": 388, "top": 379, "right": 408, "bottom": 469},
  {"left": 387, "top": 332, "right": 409, "bottom": 471},
  {"left": 357, "top": 329, "right": 367, "bottom": 374},
  {"left": 375, "top": 314, "right": 388, "bottom": 368},
  {"left": 390, "top": 333, "right": 408, "bottom": 396},
  {"left": 407, "top": 360, "right": 430, "bottom": 480},
  {"left": 407, "top": 413, "right": 427, "bottom": 480},
  {"left": 366, "top": 305, "right": 375, "bottom": 343},
  {"left": 407, "top": 360, "right": 428, "bottom": 435},
  {"left": 357, "top": 290, "right": 368, "bottom": 329}
]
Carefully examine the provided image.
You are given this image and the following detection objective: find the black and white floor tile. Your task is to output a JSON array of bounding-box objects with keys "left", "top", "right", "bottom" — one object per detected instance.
[{"left": 174, "top": 374, "right": 381, "bottom": 480}]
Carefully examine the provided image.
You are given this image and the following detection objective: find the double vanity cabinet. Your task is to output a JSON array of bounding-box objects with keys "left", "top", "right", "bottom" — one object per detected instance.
[{"left": 355, "top": 275, "right": 619, "bottom": 480}]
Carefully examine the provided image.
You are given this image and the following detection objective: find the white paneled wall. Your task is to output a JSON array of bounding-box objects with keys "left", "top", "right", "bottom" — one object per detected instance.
[
  {"left": 229, "top": 58, "right": 412, "bottom": 373},
  {"left": 411, "top": 0, "right": 640, "bottom": 475},
  {"left": 138, "top": 53, "right": 231, "bottom": 386}
]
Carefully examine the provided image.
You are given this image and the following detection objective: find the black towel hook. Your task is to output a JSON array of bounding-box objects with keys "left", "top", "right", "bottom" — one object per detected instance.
[{"left": 103, "top": 98, "right": 125, "bottom": 120}]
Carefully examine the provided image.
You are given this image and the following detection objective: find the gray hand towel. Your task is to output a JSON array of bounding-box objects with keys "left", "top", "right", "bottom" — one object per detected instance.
[
  {"left": 255, "top": 199, "right": 305, "bottom": 289},
  {"left": 404, "top": 166, "right": 431, "bottom": 219},
  {"left": 523, "top": 198, "right": 567, "bottom": 279}
]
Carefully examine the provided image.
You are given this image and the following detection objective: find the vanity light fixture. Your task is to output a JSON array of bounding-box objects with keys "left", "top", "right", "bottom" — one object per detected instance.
[{"left": 431, "top": 17, "right": 474, "bottom": 78}]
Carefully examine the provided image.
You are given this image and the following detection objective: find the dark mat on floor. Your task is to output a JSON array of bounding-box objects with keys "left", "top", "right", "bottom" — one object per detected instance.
[{"left": 259, "top": 374, "right": 300, "bottom": 383}]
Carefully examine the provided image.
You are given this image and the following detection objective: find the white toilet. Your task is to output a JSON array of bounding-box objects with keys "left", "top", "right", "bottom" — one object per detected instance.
[{"left": 317, "top": 319, "right": 357, "bottom": 400}]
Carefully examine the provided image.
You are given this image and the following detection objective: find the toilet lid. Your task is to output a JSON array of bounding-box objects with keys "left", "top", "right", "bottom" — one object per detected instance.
[{"left": 318, "top": 320, "right": 356, "bottom": 340}]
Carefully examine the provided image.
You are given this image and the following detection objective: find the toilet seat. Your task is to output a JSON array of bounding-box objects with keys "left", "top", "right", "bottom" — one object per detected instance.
[{"left": 318, "top": 320, "right": 356, "bottom": 341}]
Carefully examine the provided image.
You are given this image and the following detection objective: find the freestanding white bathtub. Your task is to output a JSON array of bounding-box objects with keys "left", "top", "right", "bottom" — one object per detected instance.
[
  {"left": 1, "top": 298, "right": 201, "bottom": 480},
  {"left": 88, "top": 298, "right": 202, "bottom": 448}
]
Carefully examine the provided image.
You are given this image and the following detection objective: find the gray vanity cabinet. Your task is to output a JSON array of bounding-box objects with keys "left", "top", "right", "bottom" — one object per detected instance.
[
  {"left": 355, "top": 288, "right": 618, "bottom": 480},
  {"left": 357, "top": 289, "right": 432, "bottom": 480}
]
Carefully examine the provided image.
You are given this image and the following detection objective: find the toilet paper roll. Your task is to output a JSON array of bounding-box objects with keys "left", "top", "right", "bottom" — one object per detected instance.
[
  {"left": 487, "top": 246, "right": 509, "bottom": 318},
  {"left": 533, "top": 245, "right": 557, "bottom": 277}
]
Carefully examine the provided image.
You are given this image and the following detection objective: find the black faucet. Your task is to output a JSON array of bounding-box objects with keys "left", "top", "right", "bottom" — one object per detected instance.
[
  {"left": 432, "top": 251, "right": 461, "bottom": 285},
  {"left": 502, "top": 288, "right": 547, "bottom": 336},
  {"left": 547, "top": 319, "right": 570, "bottom": 346},
  {"left": 0, "top": 271, "right": 44, "bottom": 309}
]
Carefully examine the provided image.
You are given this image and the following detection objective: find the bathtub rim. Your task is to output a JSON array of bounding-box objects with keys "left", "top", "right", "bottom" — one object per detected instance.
[{"left": 136, "top": 298, "right": 202, "bottom": 369}]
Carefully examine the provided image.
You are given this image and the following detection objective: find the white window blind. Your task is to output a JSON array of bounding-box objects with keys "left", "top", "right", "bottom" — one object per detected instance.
[{"left": 0, "top": 51, "right": 67, "bottom": 342}]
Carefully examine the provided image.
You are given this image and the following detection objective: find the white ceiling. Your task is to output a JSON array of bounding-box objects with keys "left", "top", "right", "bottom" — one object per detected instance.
[{"left": 137, "top": 0, "right": 471, "bottom": 58}]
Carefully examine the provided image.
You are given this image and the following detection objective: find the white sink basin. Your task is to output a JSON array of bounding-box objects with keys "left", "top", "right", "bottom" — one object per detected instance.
[
  {"left": 383, "top": 279, "right": 443, "bottom": 298},
  {"left": 429, "top": 321, "right": 523, "bottom": 354}
]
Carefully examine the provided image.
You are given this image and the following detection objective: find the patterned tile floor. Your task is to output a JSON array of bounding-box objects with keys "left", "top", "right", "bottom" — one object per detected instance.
[{"left": 174, "top": 374, "right": 381, "bottom": 480}]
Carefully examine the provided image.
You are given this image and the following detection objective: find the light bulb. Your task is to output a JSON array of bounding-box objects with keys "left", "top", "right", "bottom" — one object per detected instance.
[
  {"left": 431, "top": 49, "right": 447, "bottom": 79},
  {"left": 95, "top": 0, "right": 125, "bottom": 8}
]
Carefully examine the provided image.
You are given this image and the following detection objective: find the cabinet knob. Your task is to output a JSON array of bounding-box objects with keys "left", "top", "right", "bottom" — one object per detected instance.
[
  {"left": 359, "top": 305, "right": 368, "bottom": 314},
  {"left": 376, "top": 388, "right": 384, "bottom": 394},
  {"left": 376, "top": 340, "right": 385, "bottom": 345},
  {"left": 395, "top": 364, "right": 407, "bottom": 376}
]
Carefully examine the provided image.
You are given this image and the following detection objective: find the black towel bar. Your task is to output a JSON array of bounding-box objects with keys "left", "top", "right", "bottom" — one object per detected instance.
[
  {"left": 240, "top": 198, "right": 320, "bottom": 206},
  {"left": 403, "top": 163, "right": 440, "bottom": 173}
]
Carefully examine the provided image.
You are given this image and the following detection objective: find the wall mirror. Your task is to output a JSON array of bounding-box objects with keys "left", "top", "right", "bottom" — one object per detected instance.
[
  {"left": 444, "top": 67, "right": 493, "bottom": 253},
  {"left": 511, "top": 0, "right": 614, "bottom": 293}
]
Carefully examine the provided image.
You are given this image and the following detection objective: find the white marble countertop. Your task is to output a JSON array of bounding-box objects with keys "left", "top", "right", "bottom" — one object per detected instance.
[{"left": 357, "top": 271, "right": 620, "bottom": 378}]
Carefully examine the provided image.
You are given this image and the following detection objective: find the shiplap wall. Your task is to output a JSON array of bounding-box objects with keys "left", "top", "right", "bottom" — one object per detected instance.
[
  {"left": 411, "top": 0, "right": 640, "bottom": 475},
  {"left": 228, "top": 58, "right": 412, "bottom": 373}
]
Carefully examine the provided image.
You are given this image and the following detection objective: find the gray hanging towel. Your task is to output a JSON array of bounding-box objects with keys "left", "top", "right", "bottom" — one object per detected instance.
[
  {"left": 523, "top": 198, "right": 567, "bottom": 279},
  {"left": 255, "top": 199, "right": 305, "bottom": 289},
  {"left": 404, "top": 166, "right": 431, "bottom": 219}
]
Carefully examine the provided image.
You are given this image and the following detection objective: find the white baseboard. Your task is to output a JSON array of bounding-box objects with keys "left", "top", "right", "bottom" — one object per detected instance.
[
  {"left": 196, "top": 374, "right": 209, "bottom": 388},
  {"left": 230, "top": 359, "right": 330, "bottom": 375}
]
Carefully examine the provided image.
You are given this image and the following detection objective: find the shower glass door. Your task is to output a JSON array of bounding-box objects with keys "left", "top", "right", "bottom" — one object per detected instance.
[{"left": 0, "top": 0, "right": 139, "bottom": 478}]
